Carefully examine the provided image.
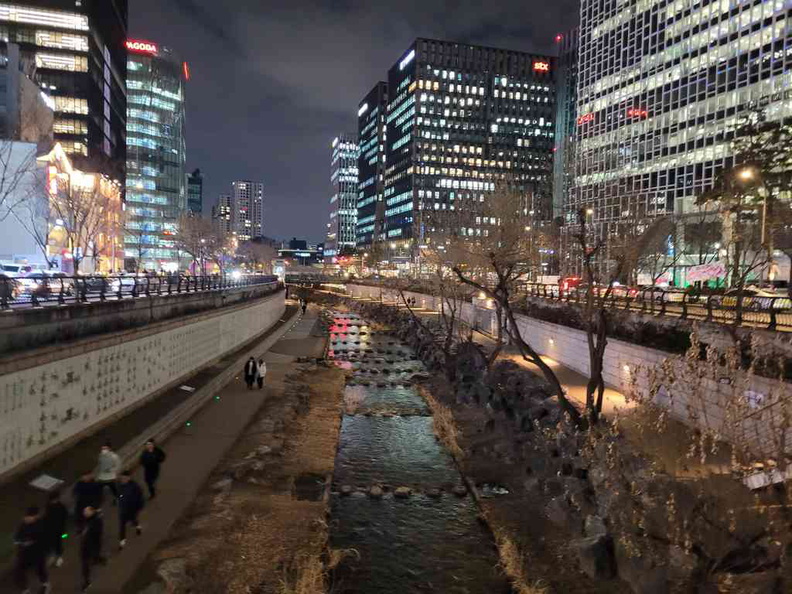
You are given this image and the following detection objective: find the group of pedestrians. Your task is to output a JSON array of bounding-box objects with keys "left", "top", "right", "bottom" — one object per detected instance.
[
  {"left": 13, "top": 439, "right": 166, "bottom": 593},
  {"left": 243, "top": 357, "right": 267, "bottom": 390}
]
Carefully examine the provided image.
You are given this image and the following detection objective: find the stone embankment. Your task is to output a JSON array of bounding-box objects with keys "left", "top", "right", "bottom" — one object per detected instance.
[{"left": 313, "top": 291, "right": 789, "bottom": 594}]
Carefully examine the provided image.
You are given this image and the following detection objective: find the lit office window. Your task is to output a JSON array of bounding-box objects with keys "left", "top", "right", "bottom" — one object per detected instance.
[
  {"left": 35, "top": 30, "right": 88, "bottom": 51},
  {"left": 36, "top": 52, "right": 87, "bottom": 72},
  {"left": 0, "top": 4, "right": 89, "bottom": 31},
  {"left": 54, "top": 96, "right": 88, "bottom": 114}
]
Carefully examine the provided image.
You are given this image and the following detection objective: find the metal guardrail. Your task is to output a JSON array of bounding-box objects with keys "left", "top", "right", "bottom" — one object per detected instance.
[
  {"left": 524, "top": 283, "right": 792, "bottom": 331},
  {"left": 0, "top": 273, "right": 281, "bottom": 310}
]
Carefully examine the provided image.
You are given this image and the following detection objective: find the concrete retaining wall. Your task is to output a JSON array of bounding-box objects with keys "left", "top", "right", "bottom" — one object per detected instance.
[
  {"left": 346, "top": 284, "right": 791, "bottom": 457},
  {"left": 0, "top": 283, "right": 280, "bottom": 355},
  {"left": 0, "top": 291, "right": 285, "bottom": 479}
]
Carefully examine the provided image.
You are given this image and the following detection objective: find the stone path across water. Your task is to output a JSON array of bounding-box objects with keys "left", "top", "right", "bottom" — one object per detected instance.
[{"left": 326, "top": 312, "right": 510, "bottom": 594}]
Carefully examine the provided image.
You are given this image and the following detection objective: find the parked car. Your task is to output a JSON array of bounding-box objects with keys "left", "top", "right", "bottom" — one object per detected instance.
[
  {"left": 716, "top": 288, "right": 792, "bottom": 311},
  {"left": 638, "top": 286, "right": 698, "bottom": 304},
  {"left": 1, "top": 263, "right": 33, "bottom": 277}
]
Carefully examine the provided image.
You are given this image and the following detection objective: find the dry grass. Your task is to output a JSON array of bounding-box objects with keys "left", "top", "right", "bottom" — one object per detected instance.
[
  {"left": 278, "top": 547, "right": 360, "bottom": 594},
  {"left": 418, "top": 385, "right": 464, "bottom": 459},
  {"left": 490, "top": 524, "right": 549, "bottom": 594}
]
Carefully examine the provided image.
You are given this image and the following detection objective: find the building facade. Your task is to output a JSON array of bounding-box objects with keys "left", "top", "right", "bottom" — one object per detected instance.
[
  {"left": 383, "top": 39, "right": 556, "bottom": 260},
  {"left": 0, "top": 0, "right": 128, "bottom": 180},
  {"left": 325, "top": 133, "right": 358, "bottom": 261},
  {"left": 186, "top": 167, "right": 202, "bottom": 214},
  {"left": 356, "top": 81, "right": 387, "bottom": 249},
  {"left": 552, "top": 29, "right": 579, "bottom": 219},
  {"left": 212, "top": 193, "right": 231, "bottom": 235},
  {"left": 231, "top": 180, "right": 264, "bottom": 241},
  {"left": 124, "top": 39, "right": 187, "bottom": 271},
  {"left": 570, "top": 0, "right": 791, "bottom": 276}
]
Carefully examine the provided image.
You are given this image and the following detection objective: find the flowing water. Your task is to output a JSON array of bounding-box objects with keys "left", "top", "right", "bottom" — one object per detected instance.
[{"left": 327, "top": 312, "right": 510, "bottom": 594}]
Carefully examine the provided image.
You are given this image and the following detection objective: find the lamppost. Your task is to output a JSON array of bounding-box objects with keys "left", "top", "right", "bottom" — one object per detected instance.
[{"left": 736, "top": 166, "right": 773, "bottom": 284}]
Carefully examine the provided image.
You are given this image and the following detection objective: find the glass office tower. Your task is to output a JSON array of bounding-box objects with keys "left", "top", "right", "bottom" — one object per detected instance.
[{"left": 124, "top": 39, "right": 187, "bottom": 271}]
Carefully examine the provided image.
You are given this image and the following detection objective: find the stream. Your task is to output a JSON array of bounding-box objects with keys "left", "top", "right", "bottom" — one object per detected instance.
[{"left": 327, "top": 312, "right": 510, "bottom": 594}]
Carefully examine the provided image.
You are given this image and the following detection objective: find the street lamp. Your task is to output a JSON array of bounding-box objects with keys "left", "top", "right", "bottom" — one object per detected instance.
[{"left": 737, "top": 167, "right": 755, "bottom": 182}]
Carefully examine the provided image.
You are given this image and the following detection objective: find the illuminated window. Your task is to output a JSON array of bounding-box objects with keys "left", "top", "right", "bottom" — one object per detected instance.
[
  {"left": 0, "top": 5, "right": 88, "bottom": 31},
  {"left": 36, "top": 53, "right": 87, "bottom": 72},
  {"left": 54, "top": 96, "right": 88, "bottom": 114},
  {"left": 53, "top": 118, "right": 87, "bottom": 135},
  {"left": 59, "top": 140, "right": 87, "bottom": 156},
  {"left": 35, "top": 30, "right": 88, "bottom": 51}
]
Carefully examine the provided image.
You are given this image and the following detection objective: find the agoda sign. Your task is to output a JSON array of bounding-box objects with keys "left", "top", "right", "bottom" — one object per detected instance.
[{"left": 125, "top": 39, "right": 158, "bottom": 55}]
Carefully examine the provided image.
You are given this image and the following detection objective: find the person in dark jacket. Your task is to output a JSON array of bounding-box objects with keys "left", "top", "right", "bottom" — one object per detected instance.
[
  {"left": 117, "top": 472, "right": 144, "bottom": 548},
  {"left": 72, "top": 471, "right": 103, "bottom": 531},
  {"left": 139, "top": 439, "right": 166, "bottom": 499},
  {"left": 243, "top": 357, "right": 258, "bottom": 389},
  {"left": 80, "top": 507, "right": 104, "bottom": 593},
  {"left": 13, "top": 507, "right": 50, "bottom": 593},
  {"left": 42, "top": 491, "right": 68, "bottom": 568}
]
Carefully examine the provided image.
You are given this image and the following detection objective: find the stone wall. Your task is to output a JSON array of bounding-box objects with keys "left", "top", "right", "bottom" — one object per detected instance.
[
  {"left": 0, "top": 291, "right": 285, "bottom": 479},
  {"left": 345, "top": 284, "right": 791, "bottom": 458}
]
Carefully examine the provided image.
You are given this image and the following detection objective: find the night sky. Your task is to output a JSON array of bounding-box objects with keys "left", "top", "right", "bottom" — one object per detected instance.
[{"left": 132, "top": 0, "right": 580, "bottom": 243}]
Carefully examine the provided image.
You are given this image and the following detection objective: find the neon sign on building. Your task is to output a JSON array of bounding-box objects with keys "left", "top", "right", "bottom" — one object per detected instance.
[
  {"left": 533, "top": 61, "right": 550, "bottom": 72},
  {"left": 125, "top": 39, "right": 158, "bottom": 54}
]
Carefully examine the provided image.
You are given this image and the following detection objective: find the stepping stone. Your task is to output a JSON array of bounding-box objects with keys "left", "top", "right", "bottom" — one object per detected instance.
[
  {"left": 394, "top": 486, "right": 411, "bottom": 499},
  {"left": 427, "top": 488, "right": 442, "bottom": 499},
  {"left": 340, "top": 485, "right": 353, "bottom": 496},
  {"left": 369, "top": 486, "right": 384, "bottom": 499},
  {"left": 452, "top": 485, "right": 468, "bottom": 497}
]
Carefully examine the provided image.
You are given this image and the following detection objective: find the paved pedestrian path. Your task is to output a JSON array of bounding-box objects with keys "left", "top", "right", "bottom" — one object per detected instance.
[{"left": 0, "top": 304, "right": 325, "bottom": 594}]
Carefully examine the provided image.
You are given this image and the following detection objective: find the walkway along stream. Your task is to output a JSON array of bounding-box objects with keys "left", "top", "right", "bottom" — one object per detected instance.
[{"left": 325, "top": 311, "right": 510, "bottom": 594}]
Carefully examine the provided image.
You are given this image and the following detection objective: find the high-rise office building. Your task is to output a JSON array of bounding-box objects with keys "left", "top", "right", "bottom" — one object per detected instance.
[
  {"left": 325, "top": 133, "right": 358, "bottom": 261},
  {"left": 384, "top": 39, "right": 556, "bottom": 259},
  {"left": 0, "top": 1, "right": 128, "bottom": 180},
  {"left": 0, "top": 42, "right": 53, "bottom": 145},
  {"left": 231, "top": 180, "right": 264, "bottom": 241},
  {"left": 186, "top": 167, "right": 203, "bottom": 215},
  {"left": 124, "top": 39, "right": 187, "bottom": 271},
  {"left": 356, "top": 81, "right": 387, "bottom": 249},
  {"left": 570, "top": 0, "right": 791, "bottom": 276},
  {"left": 212, "top": 193, "right": 231, "bottom": 235},
  {"left": 552, "top": 29, "right": 579, "bottom": 219}
]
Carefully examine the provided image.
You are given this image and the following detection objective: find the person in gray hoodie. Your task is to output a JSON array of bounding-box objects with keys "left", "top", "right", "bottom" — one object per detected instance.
[{"left": 95, "top": 441, "right": 120, "bottom": 504}]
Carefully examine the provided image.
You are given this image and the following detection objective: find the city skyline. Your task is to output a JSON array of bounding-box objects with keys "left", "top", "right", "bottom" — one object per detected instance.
[{"left": 132, "top": 0, "right": 579, "bottom": 241}]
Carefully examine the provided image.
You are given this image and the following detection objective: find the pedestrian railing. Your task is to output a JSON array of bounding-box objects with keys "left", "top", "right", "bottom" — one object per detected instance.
[
  {"left": 523, "top": 283, "right": 792, "bottom": 331},
  {"left": 0, "top": 273, "right": 281, "bottom": 311}
]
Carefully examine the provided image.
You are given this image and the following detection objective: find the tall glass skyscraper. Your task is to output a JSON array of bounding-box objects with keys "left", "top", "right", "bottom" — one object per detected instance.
[
  {"left": 384, "top": 39, "right": 556, "bottom": 260},
  {"left": 124, "top": 39, "right": 187, "bottom": 271},
  {"left": 231, "top": 180, "right": 264, "bottom": 241},
  {"left": 356, "top": 82, "right": 387, "bottom": 249},
  {"left": 570, "top": 0, "right": 791, "bottom": 276},
  {"left": 325, "top": 133, "right": 359, "bottom": 260}
]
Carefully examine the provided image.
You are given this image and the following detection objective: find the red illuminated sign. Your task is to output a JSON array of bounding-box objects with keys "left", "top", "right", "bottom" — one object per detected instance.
[
  {"left": 533, "top": 61, "right": 550, "bottom": 72},
  {"left": 125, "top": 39, "right": 158, "bottom": 54},
  {"left": 554, "top": 34, "right": 563, "bottom": 43},
  {"left": 627, "top": 108, "right": 649, "bottom": 118},
  {"left": 183, "top": 61, "right": 191, "bottom": 81},
  {"left": 577, "top": 113, "right": 594, "bottom": 125}
]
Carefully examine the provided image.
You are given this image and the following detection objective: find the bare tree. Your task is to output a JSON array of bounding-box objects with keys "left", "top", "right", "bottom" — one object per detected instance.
[
  {"left": 48, "top": 173, "right": 121, "bottom": 274},
  {"left": 439, "top": 183, "right": 582, "bottom": 424},
  {"left": 633, "top": 215, "right": 685, "bottom": 286},
  {"left": 236, "top": 240, "right": 277, "bottom": 273},
  {"left": 173, "top": 214, "right": 230, "bottom": 273},
  {"left": 123, "top": 224, "right": 150, "bottom": 272}
]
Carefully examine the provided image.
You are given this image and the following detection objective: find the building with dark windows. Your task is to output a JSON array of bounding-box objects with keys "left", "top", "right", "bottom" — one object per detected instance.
[
  {"left": 231, "top": 180, "right": 264, "bottom": 241},
  {"left": 383, "top": 39, "right": 556, "bottom": 261},
  {"left": 212, "top": 193, "right": 231, "bottom": 235},
  {"left": 125, "top": 39, "right": 187, "bottom": 271},
  {"left": 0, "top": 0, "right": 128, "bottom": 180},
  {"left": 186, "top": 167, "right": 203, "bottom": 214},
  {"left": 552, "top": 29, "right": 578, "bottom": 220},
  {"left": 356, "top": 81, "right": 387, "bottom": 249},
  {"left": 570, "top": 0, "right": 791, "bottom": 281},
  {"left": 325, "top": 133, "right": 358, "bottom": 261}
]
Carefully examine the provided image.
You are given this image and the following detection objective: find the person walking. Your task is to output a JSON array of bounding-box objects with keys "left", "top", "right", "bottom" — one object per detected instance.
[
  {"left": 117, "top": 472, "right": 144, "bottom": 549},
  {"left": 301, "top": 299, "right": 307, "bottom": 315},
  {"left": 42, "top": 491, "right": 68, "bottom": 568},
  {"left": 79, "top": 507, "right": 104, "bottom": 593},
  {"left": 95, "top": 442, "right": 120, "bottom": 504},
  {"left": 256, "top": 358, "right": 267, "bottom": 389},
  {"left": 139, "top": 439, "right": 166, "bottom": 500},
  {"left": 72, "top": 472, "right": 102, "bottom": 532},
  {"left": 243, "top": 357, "right": 258, "bottom": 390},
  {"left": 13, "top": 507, "right": 50, "bottom": 593}
]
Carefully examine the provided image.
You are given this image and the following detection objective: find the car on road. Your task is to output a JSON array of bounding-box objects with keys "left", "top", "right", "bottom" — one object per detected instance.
[
  {"left": 715, "top": 288, "right": 792, "bottom": 311},
  {"left": 637, "top": 286, "right": 699, "bottom": 304}
]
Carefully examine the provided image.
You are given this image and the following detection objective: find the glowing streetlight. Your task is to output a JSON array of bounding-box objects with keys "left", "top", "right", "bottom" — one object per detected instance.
[
  {"left": 586, "top": 208, "right": 594, "bottom": 216},
  {"left": 737, "top": 167, "right": 755, "bottom": 182}
]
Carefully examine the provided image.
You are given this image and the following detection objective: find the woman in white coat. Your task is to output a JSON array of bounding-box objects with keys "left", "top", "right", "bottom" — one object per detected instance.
[{"left": 256, "top": 358, "right": 267, "bottom": 389}]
